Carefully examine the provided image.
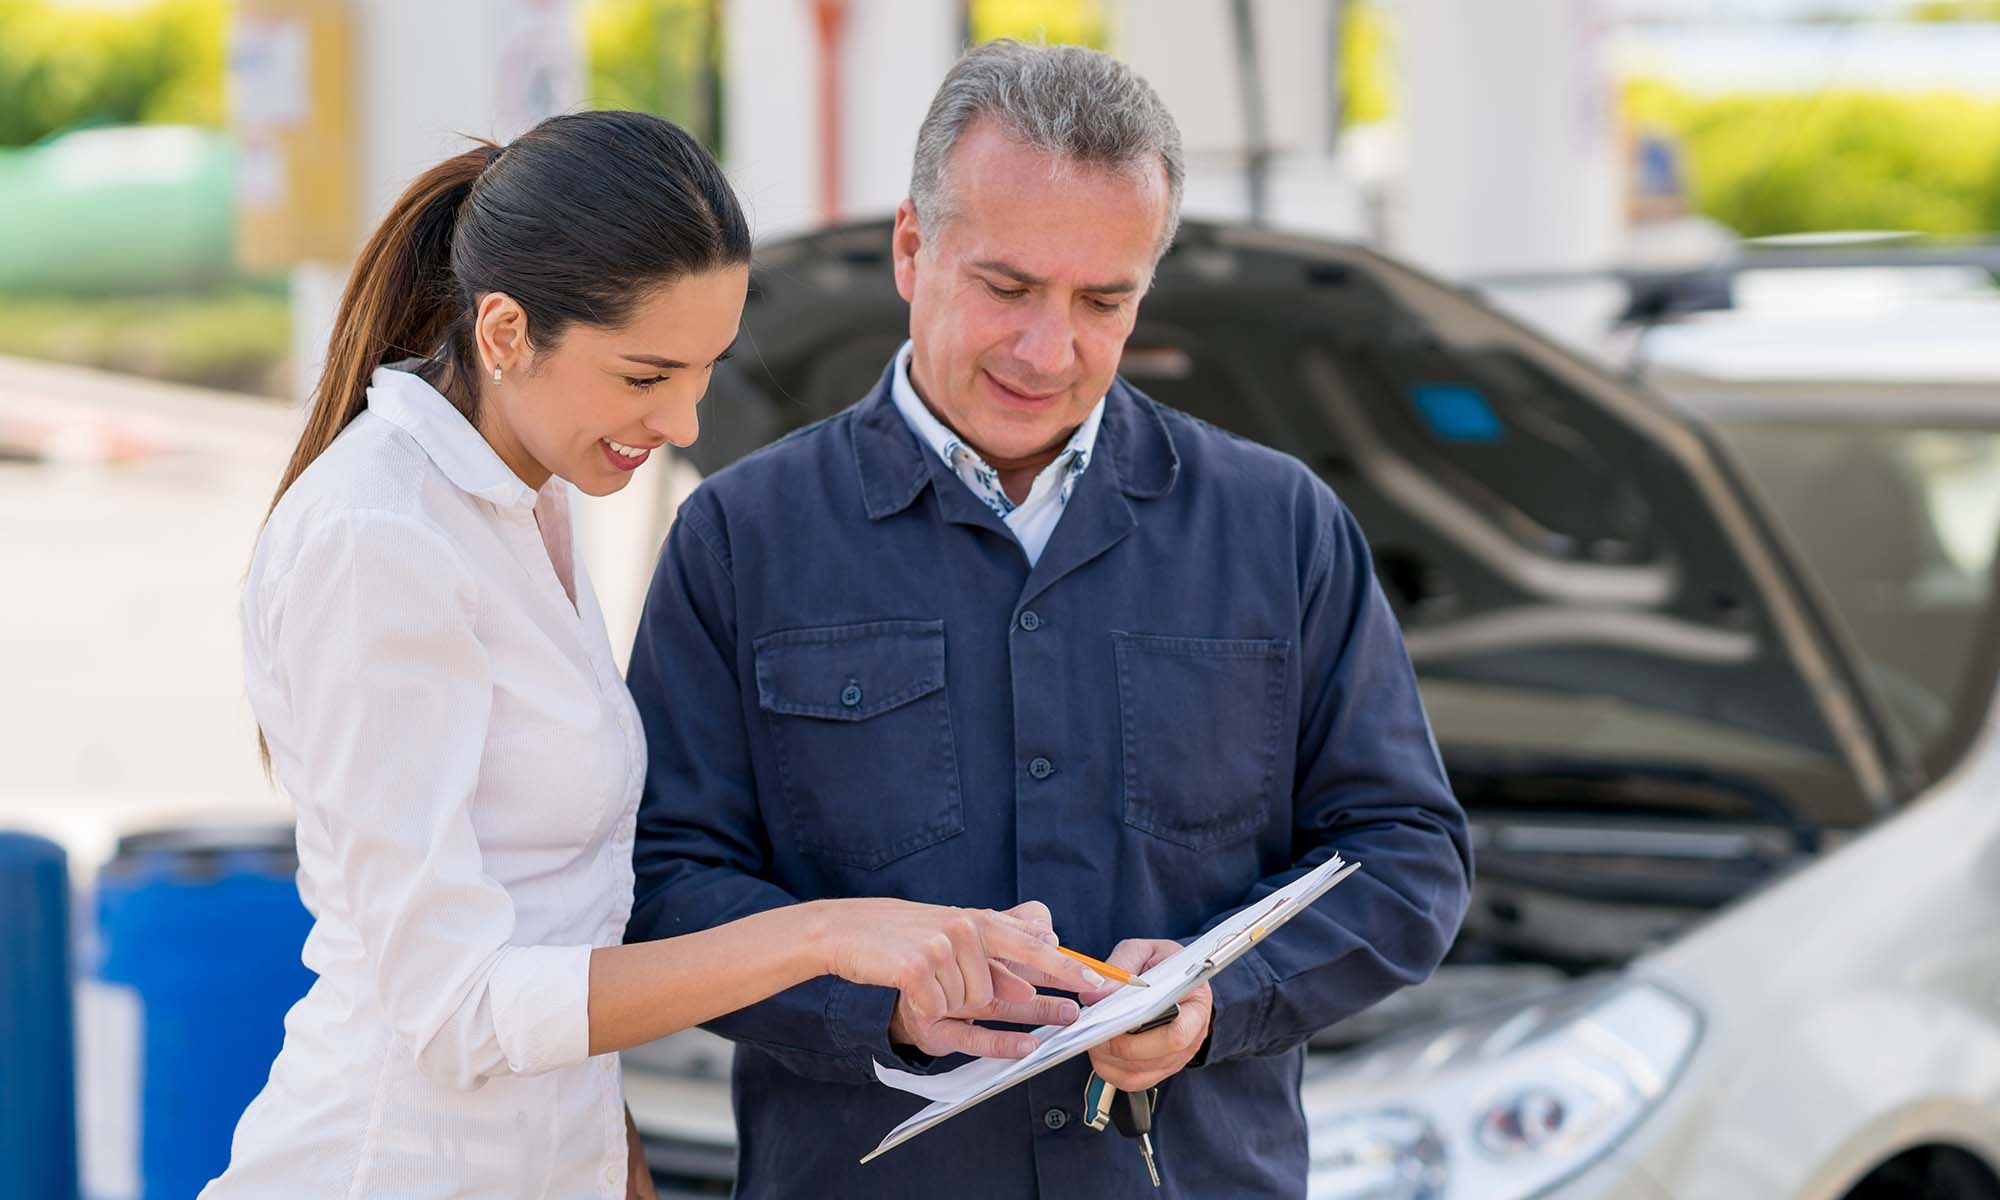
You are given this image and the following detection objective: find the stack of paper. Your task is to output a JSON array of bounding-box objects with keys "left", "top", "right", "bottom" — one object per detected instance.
[{"left": 863, "top": 853, "right": 1360, "bottom": 1162}]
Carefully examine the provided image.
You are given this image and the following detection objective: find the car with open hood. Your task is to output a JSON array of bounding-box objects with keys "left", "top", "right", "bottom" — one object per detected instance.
[{"left": 622, "top": 220, "right": 2000, "bottom": 1200}]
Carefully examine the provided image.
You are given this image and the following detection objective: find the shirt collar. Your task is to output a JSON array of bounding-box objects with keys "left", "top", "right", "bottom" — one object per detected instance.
[
  {"left": 366, "top": 367, "right": 540, "bottom": 510},
  {"left": 851, "top": 355, "right": 1179, "bottom": 522},
  {"left": 887, "top": 340, "right": 1105, "bottom": 509}
]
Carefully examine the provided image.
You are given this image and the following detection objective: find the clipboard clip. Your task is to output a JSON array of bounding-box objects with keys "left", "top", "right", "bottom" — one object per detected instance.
[{"left": 1200, "top": 895, "right": 1294, "bottom": 973}]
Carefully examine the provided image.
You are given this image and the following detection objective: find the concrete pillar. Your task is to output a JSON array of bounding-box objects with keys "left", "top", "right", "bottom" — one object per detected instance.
[
  {"left": 1113, "top": 0, "right": 1369, "bottom": 240},
  {"left": 1393, "top": 0, "right": 1625, "bottom": 343},
  {"left": 723, "top": 0, "right": 961, "bottom": 240}
]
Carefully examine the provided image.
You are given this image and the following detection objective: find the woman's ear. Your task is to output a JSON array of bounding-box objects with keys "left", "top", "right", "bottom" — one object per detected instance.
[{"left": 474, "top": 292, "right": 530, "bottom": 374}]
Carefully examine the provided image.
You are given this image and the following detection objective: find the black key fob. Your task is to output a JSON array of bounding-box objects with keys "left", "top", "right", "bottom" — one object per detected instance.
[{"left": 1111, "top": 1086, "right": 1157, "bottom": 1138}]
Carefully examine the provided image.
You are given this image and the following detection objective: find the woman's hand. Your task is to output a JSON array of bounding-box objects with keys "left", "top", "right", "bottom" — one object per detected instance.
[
  {"left": 623, "top": 1105, "right": 657, "bottom": 1200},
  {"left": 815, "top": 899, "right": 1104, "bottom": 1058}
]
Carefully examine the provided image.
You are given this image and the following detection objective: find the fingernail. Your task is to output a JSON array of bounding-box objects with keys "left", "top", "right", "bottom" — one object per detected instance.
[
  {"left": 1083, "top": 969, "right": 1105, "bottom": 987},
  {"left": 1041, "top": 932, "right": 1060, "bottom": 945}
]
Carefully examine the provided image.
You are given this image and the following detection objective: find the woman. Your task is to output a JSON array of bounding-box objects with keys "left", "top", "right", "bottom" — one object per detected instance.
[{"left": 202, "top": 111, "right": 1099, "bottom": 1199}]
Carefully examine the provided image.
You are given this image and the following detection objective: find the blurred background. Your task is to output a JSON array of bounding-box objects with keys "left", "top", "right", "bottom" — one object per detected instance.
[{"left": 9, "top": 1, "right": 2000, "bottom": 1197}]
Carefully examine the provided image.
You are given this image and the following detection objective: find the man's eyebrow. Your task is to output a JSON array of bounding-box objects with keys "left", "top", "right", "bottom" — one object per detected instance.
[
  {"left": 620, "top": 354, "right": 692, "bottom": 369},
  {"left": 972, "top": 259, "right": 1139, "bottom": 295}
]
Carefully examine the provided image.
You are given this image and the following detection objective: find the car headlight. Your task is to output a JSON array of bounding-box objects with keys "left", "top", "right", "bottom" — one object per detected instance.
[{"left": 1305, "top": 977, "right": 1700, "bottom": 1200}]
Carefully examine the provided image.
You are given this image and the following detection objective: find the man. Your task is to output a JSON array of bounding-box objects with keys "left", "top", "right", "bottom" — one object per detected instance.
[{"left": 626, "top": 40, "right": 1471, "bottom": 1198}]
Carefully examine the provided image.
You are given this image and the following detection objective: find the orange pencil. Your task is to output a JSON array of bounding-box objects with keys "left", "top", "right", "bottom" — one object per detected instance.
[{"left": 1056, "top": 945, "right": 1151, "bottom": 988}]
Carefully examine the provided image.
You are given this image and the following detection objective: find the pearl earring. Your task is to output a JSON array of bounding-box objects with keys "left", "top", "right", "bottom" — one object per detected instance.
[{"left": 491, "top": 366, "right": 502, "bottom": 384}]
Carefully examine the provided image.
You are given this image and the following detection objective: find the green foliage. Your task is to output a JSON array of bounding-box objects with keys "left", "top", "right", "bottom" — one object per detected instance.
[
  {"left": 0, "top": 0, "right": 729, "bottom": 149},
  {"left": 1340, "top": 0, "right": 1394, "bottom": 126},
  {"left": 1909, "top": 1, "right": 2000, "bottom": 20},
  {"left": 580, "top": 0, "right": 721, "bottom": 145},
  {"left": 0, "top": 285, "right": 289, "bottom": 394},
  {"left": 1624, "top": 78, "right": 2000, "bottom": 236},
  {"left": 0, "top": 0, "right": 225, "bottom": 148},
  {"left": 969, "top": 0, "right": 1108, "bottom": 49}
]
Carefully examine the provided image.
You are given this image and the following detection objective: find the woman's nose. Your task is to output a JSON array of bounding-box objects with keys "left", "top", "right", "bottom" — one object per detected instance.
[{"left": 646, "top": 400, "right": 699, "bottom": 449}]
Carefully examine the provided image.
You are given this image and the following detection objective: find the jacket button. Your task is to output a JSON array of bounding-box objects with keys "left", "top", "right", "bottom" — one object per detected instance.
[
  {"left": 1028, "top": 757, "right": 1055, "bottom": 780},
  {"left": 1043, "top": 1107, "right": 1069, "bottom": 1130},
  {"left": 840, "top": 682, "right": 863, "bottom": 708},
  {"left": 1018, "top": 610, "right": 1042, "bottom": 632}
]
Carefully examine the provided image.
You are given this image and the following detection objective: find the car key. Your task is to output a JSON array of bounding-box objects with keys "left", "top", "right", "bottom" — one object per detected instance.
[
  {"left": 1082, "top": 1003, "right": 1178, "bottom": 1186},
  {"left": 1112, "top": 1086, "right": 1162, "bottom": 1188},
  {"left": 1083, "top": 1004, "right": 1180, "bottom": 1131}
]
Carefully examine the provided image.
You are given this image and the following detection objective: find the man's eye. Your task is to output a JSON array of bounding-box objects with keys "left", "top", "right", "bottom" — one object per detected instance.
[
  {"left": 625, "top": 375, "right": 670, "bottom": 391},
  {"left": 985, "top": 282, "right": 1027, "bottom": 301},
  {"left": 1086, "top": 297, "right": 1121, "bottom": 314}
]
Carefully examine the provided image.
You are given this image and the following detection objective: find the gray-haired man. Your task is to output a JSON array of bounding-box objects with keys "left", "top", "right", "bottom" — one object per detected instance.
[{"left": 625, "top": 40, "right": 1471, "bottom": 1198}]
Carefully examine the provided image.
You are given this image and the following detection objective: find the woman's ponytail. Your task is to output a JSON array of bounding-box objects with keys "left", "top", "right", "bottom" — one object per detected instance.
[{"left": 264, "top": 141, "right": 498, "bottom": 519}]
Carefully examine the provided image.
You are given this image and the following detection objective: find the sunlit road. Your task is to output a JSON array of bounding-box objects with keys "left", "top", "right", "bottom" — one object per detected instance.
[{"left": 0, "top": 357, "right": 299, "bottom": 870}]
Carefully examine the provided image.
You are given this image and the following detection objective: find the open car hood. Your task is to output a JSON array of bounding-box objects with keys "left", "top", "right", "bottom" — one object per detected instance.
[{"left": 696, "top": 220, "right": 1904, "bottom": 828}]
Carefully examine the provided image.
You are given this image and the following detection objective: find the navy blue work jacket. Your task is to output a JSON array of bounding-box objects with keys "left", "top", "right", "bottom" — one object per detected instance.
[{"left": 625, "top": 365, "right": 1472, "bottom": 1199}]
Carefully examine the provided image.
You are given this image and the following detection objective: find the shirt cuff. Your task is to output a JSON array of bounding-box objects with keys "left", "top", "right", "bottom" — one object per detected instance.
[
  {"left": 1191, "top": 941, "right": 1277, "bottom": 1067},
  {"left": 490, "top": 942, "right": 595, "bottom": 1075},
  {"left": 825, "top": 980, "right": 939, "bottom": 1074}
]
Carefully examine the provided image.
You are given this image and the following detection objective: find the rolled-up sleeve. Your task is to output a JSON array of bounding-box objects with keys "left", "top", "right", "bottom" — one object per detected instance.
[{"left": 267, "top": 509, "right": 594, "bottom": 1090}]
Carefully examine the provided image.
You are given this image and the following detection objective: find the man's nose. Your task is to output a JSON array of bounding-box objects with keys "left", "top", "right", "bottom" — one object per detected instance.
[{"left": 1013, "top": 303, "right": 1077, "bottom": 380}]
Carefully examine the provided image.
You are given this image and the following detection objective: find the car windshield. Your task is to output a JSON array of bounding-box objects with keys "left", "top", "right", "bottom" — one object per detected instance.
[{"left": 1708, "top": 418, "right": 2000, "bottom": 767}]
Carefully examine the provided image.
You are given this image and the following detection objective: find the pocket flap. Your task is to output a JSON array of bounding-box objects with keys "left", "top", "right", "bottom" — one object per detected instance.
[{"left": 753, "top": 620, "right": 947, "bottom": 722}]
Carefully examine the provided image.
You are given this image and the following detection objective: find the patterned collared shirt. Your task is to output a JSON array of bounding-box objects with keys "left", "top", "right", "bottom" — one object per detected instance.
[{"left": 888, "top": 341, "right": 1105, "bottom": 567}]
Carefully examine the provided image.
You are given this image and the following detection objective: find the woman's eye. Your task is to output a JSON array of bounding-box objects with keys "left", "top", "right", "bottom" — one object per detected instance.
[{"left": 625, "top": 375, "right": 670, "bottom": 391}]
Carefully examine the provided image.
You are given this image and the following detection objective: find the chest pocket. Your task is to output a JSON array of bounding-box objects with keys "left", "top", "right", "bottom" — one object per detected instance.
[
  {"left": 1114, "top": 632, "right": 1292, "bottom": 850},
  {"left": 754, "top": 620, "right": 964, "bottom": 869}
]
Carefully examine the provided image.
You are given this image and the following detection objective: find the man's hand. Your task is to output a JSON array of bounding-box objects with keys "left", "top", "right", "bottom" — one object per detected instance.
[
  {"left": 886, "top": 901, "right": 1083, "bottom": 1060},
  {"left": 1080, "top": 939, "right": 1214, "bottom": 1092}
]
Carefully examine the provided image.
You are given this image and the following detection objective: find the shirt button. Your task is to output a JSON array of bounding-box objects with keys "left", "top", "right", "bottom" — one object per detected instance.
[
  {"left": 1018, "top": 610, "right": 1043, "bottom": 632},
  {"left": 840, "top": 682, "right": 863, "bottom": 708},
  {"left": 1028, "top": 757, "right": 1055, "bottom": 780},
  {"left": 1043, "top": 1107, "right": 1070, "bottom": 1131}
]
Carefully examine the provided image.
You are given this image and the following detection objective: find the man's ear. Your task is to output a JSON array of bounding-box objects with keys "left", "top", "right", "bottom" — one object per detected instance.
[{"left": 891, "top": 199, "right": 925, "bottom": 304}]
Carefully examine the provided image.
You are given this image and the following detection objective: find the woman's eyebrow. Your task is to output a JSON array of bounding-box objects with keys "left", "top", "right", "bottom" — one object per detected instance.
[{"left": 621, "top": 353, "right": 692, "bottom": 369}]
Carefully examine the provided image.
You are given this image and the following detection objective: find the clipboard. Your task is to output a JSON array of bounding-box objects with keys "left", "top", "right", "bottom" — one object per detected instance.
[{"left": 861, "top": 854, "right": 1362, "bottom": 1163}]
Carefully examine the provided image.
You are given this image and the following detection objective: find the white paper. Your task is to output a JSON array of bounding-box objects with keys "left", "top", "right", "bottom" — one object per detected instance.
[{"left": 864, "top": 854, "right": 1359, "bottom": 1161}]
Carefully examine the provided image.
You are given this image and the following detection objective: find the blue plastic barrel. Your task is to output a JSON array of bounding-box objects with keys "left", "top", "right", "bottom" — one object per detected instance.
[
  {"left": 0, "top": 832, "right": 79, "bottom": 1200},
  {"left": 93, "top": 825, "right": 313, "bottom": 1198}
]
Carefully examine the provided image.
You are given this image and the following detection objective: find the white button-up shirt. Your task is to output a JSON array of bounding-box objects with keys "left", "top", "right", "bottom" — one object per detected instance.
[
  {"left": 203, "top": 368, "right": 643, "bottom": 1199},
  {"left": 889, "top": 341, "right": 1103, "bottom": 566}
]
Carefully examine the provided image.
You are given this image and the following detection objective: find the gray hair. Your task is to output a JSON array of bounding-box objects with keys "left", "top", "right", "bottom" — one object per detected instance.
[{"left": 910, "top": 39, "right": 1185, "bottom": 262}]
